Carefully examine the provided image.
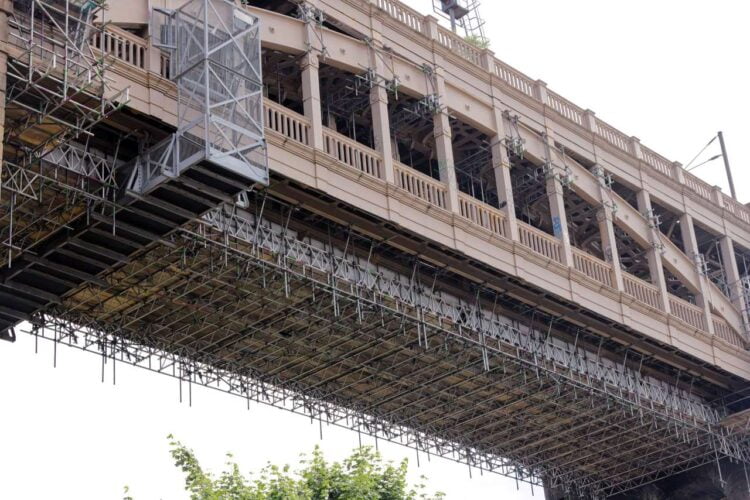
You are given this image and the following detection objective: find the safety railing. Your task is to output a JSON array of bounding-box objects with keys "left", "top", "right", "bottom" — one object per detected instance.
[
  {"left": 712, "top": 317, "right": 745, "bottom": 348},
  {"left": 265, "top": 100, "right": 310, "bottom": 147},
  {"left": 722, "top": 195, "right": 750, "bottom": 225},
  {"left": 668, "top": 295, "right": 706, "bottom": 331},
  {"left": 436, "top": 26, "right": 483, "bottom": 67},
  {"left": 493, "top": 60, "right": 536, "bottom": 99},
  {"left": 623, "top": 273, "right": 661, "bottom": 309},
  {"left": 546, "top": 90, "right": 584, "bottom": 127},
  {"left": 684, "top": 174, "right": 714, "bottom": 202},
  {"left": 374, "top": 0, "right": 424, "bottom": 33},
  {"left": 91, "top": 25, "right": 147, "bottom": 70},
  {"left": 366, "top": 0, "right": 729, "bottom": 222},
  {"left": 322, "top": 128, "right": 382, "bottom": 179},
  {"left": 518, "top": 223, "right": 563, "bottom": 264},
  {"left": 457, "top": 193, "right": 507, "bottom": 238},
  {"left": 394, "top": 163, "right": 448, "bottom": 209},
  {"left": 572, "top": 248, "right": 613, "bottom": 288},
  {"left": 596, "top": 119, "right": 632, "bottom": 153},
  {"left": 640, "top": 146, "right": 674, "bottom": 179}
]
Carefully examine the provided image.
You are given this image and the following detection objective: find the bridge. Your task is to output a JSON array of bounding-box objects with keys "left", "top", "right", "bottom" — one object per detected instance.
[{"left": 0, "top": 0, "right": 749, "bottom": 497}]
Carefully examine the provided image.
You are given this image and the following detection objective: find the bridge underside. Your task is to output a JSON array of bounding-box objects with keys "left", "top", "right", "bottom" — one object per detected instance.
[{"left": 2, "top": 180, "right": 745, "bottom": 498}]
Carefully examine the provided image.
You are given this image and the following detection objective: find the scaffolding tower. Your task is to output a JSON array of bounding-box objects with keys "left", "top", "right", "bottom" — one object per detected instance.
[
  {"left": 1, "top": 0, "right": 128, "bottom": 270},
  {"left": 143, "top": 0, "right": 267, "bottom": 193},
  {"left": 0, "top": 0, "right": 268, "bottom": 343}
]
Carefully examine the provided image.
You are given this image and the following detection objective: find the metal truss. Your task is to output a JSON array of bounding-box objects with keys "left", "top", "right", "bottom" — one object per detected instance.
[
  {"left": 0, "top": 141, "right": 121, "bottom": 266},
  {"left": 146, "top": 0, "right": 268, "bottom": 193},
  {"left": 432, "top": 0, "right": 487, "bottom": 43},
  {"left": 21, "top": 193, "right": 749, "bottom": 499},
  {"left": 323, "top": 69, "right": 376, "bottom": 120},
  {"left": 564, "top": 191, "right": 605, "bottom": 258},
  {"left": 389, "top": 94, "right": 441, "bottom": 132},
  {"left": 125, "top": 136, "right": 177, "bottom": 194},
  {"left": 1, "top": 0, "right": 128, "bottom": 266},
  {"left": 5, "top": 0, "right": 128, "bottom": 155}
]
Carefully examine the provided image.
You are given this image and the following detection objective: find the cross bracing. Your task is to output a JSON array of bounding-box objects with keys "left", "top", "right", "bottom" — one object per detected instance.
[
  {"left": 0, "top": 0, "right": 269, "bottom": 336},
  {"left": 16, "top": 189, "right": 750, "bottom": 499},
  {"left": 5, "top": 0, "right": 128, "bottom": 156},
  {"left": 1, "top": 0, "right": 129, "bottom": 268},
  {"left": 150, "top": 0, "right": 267, "bottom": 186}
]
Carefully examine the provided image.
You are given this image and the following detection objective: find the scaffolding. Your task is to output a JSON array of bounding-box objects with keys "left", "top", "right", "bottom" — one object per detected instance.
[
  {"left": 17, "top": 189, "right": 750, "bottom": 498},
  {"left": 432, "top": 0, "right": 487, "bottom": 43},
  {"left": 0, "top": 0, "right": 267, "bottom": 343},
  {"left": 4, "top": 0, "right": 126, "bottom": 152},
  {"left": 319, "top": 67, "right": 376, "bottom": 147},
  {"left": 140, "top": 0, "right": 267, "bottom": 194},
  {"left": 1, "top": 0, "right": 128, "bottom": 267},
  {"left": 451, "top": 119, "right": 497, "bottom": 207},
  {"left": 454, "top": 143, "right": 496, "bottom": 206}
]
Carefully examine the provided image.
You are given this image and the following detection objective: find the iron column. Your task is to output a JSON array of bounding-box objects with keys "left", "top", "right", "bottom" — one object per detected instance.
[{"left": 718, "top": 131, "right": 736, "bottom": 200}]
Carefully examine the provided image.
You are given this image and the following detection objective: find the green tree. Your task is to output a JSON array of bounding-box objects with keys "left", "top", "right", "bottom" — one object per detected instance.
[{"left": 166, "top": 434, "right": 445, "bottom": 500}]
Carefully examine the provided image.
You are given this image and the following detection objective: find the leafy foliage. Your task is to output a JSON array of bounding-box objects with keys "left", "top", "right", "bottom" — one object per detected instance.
[
  {"left": 463, "top": 35, "right": 490, "bottom": 49},
  {"left": 165, "top": 434, "right": 445, "bottom": 500}
]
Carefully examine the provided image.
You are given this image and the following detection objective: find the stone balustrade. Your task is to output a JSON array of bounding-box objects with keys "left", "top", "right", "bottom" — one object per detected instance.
[
  {"left": 86, "top": 7, "right": 750, "bottom": 357},
  {"left": 368, "top": 0, "right": 750, "bottom": 227}
]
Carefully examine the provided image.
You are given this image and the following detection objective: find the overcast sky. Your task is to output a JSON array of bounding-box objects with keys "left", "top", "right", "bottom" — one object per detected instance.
[{"left": 1, "top": 1, "right": 748, "bottom": 499}]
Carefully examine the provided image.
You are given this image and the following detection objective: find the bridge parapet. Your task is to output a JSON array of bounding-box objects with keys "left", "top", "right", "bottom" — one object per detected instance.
[
  {"left": 369, "top": 0, "right": 749, "bottom": 225},
  {"left": 92, "top": 0, "right": 750, "bottom": 228},
  {"left": 85, "top": 16, "right": 750, "bottom": 364}
]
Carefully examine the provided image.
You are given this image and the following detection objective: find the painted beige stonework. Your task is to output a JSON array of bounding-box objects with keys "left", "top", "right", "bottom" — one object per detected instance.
[{"left": 90, "top": 0, "right": 750, "bottom": 381}]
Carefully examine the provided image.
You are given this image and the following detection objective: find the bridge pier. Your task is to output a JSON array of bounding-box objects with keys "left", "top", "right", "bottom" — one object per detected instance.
[
  {"left": 621, "top": 461, "right": 750, "bottom": 500},
  {"left": 544, "top": 461, "right": 750, "bottom": 499}
]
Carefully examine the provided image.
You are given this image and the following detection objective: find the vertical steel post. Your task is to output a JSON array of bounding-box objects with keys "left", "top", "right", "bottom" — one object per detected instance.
[{"left": 718, "top": 131, "right": 736, "bottom": 201}]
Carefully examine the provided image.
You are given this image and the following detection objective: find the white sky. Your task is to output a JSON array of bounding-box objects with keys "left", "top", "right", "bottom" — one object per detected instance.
[
  {"left": 450, "top": 0, "right": 749, "bottom": 203},
  {"left": 1, "top": 1, "right": 748, "bottom": 499},
  {"left": 0, "top": 331, "right": 539, "bottom": 499}
]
